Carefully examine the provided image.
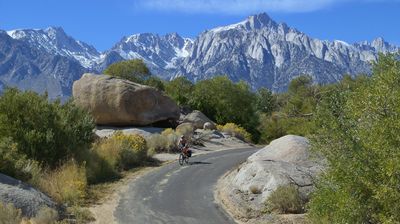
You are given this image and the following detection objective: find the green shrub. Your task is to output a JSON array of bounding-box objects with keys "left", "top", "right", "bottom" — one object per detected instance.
[
  {"left": 39, "top": 160, "right": 87, "bottom": 206},
  {"left": 265, "top": 185, "right": 304, "bottom": 214},
  {"left": 308, "top": 54, "right": 400, "bottom": 223},
  {"left": 104, "top": 59, "right": 150, "bottom": 83},
  {"left": 0, "top": 202, "right": 22, "bottom": 224},
  {"left": 79, "top": 147, "right": 119, "bottom": 185},
  {"left": 257, "top": 112, "right": 315, "bottom": 144},
  {"left": 0, "top": 88, "right": 95, "bottom": 167},
  {"left": 0, "top": 137, "right": 44, "bottom": 185},
  {"left": 217, "top": 123, "right": 252, "bottom": 142}
]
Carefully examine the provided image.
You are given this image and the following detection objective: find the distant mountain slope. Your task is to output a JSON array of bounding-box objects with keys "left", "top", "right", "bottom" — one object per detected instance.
[
  {"left": 179, "top": 13, "right": 399, "bottom": 91},
  {"left": 99, "top": 32, "right": 193, "bottom": 78},
  {"left": 0, "top": 13, "right": 398, "bottom": 98},
  {"left": 0, "top": 30, "right": 86, "bottom": 100}
]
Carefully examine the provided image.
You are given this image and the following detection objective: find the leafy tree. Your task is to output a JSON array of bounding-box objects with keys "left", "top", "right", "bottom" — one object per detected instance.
[
  {"left": 0, "top": 88, "right": 95, "bottom": 167},
  {"left": 189, "top": 76, "right": 259, "bottom": 141},
  {"left": 256, "top": 87, "right": 276, "bottom": 115},
  {"left": 257, "top": 76, "right": 318, "bottom": 143},
  {"left": 104, "top": 59, "right": 150, "bottom": 83},
  {"left": 165, "top": 76, "right": 194, "bottom": 105},
  {"left": 308, "top": 54, "right": 400, "bottom": 223},
  {"left": 285, "top": 75, "right": 317, "bottom": 116},
  {"left": 143, "top": 76, "right": 165, "bottom": 91}
]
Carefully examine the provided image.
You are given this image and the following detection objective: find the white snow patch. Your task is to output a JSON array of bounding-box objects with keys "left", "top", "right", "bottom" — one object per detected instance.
[
  {"left": 6, "top": 30, "right": 26, "bottom": 39},
  {"left": 334, "top": 40, "right": 351, "bottom": 47},
  {"left": 210, "top": 21, "right": 246, "bottom": 33}
]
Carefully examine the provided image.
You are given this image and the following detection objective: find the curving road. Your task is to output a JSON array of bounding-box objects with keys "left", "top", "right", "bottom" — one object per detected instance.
[{"left": 115, "top": 147, "right": 258, "bottom": 224}]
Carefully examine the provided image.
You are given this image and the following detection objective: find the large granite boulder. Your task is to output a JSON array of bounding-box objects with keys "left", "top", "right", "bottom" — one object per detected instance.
[
  {"left": 73, "top": 74, "right": 180, "bottom": 126},
  {"left": 0, "top": 173, "right": 57, "bottom": 218},
  {"left": 181, "top": 110, "right": 216, "bottom": 129},
  {"left": 218, "top": 135, "right": 324, "bottom": 218}
]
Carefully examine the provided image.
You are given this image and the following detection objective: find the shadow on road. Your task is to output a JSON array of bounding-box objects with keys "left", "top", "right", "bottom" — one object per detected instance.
[{"left": 189, "top": 161, "right": 212, "bottom": 166}]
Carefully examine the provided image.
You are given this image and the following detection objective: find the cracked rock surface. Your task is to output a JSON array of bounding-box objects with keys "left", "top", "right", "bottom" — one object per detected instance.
[{"left": 220, "top": 135, "right": 324, "bottom": 217}]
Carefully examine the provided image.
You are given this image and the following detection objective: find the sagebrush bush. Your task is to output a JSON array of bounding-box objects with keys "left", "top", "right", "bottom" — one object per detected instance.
[
  {"left": 146, "top": 134, "right": 169, "bottom": 153},
  {"left": 39, "top": 160, "right": 87, "bottom": 206},
  {"left": 0, "top": 88, "right": 95, "bottom": 167},
  {"left": 265, "top": 185, "right": 304, "bottom": 214},
  {"left": 176, "top": 123, "right": 194, "bottom": 138},
  {"left": 113, "top": 131, "right": 147, "bottom": 164},
  {"left": 0, "top": 202, "right": 22, "bottom": 224},
  {"left": 217, "top": 123, "right": 252, "bottom": 142},
  {"left": 91, "top": 132, "right": 148, "bottom": 173},
  {"left": 146, "top": 125, "right": 196, "bottom": 153}
]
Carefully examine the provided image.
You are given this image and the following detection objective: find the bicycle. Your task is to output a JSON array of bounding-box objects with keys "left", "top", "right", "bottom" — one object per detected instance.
[
  {"left": 178, "top": 151, "right": 189, "bottom": 166},
  {"left": 178, "top": 145, "right": 191, "bottom": 166}
]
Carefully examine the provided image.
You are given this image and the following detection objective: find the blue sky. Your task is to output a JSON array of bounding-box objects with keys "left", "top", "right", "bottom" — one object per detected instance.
[{"left": 0, "top": 0, "right": 399, "bottom": 51}]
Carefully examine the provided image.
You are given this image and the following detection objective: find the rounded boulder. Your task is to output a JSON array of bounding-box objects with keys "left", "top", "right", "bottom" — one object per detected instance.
[{"left": 73, "top": 74, "right": 180, "bottom": 126}]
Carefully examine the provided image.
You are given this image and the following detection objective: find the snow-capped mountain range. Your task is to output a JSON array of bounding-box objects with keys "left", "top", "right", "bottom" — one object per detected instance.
[{"left": 0, "top": 13, "right": 398, "bottom": 99}]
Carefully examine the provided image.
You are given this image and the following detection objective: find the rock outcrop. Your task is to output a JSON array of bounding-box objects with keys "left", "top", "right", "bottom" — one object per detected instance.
[
  {"left": 0, "top": 173, "right": 57, "bottom": 218},
  {"left": 73, "top": 73, "right": 180, "bottom": 126},
  {"left": 203, "top": 122, "right": 215, "bottom": 130},
  {"left": 181, "top": 110, "right": 216, "bottom": 129},
  {"left": 217, "top": 135, "right": 324, "bottom": 220}
]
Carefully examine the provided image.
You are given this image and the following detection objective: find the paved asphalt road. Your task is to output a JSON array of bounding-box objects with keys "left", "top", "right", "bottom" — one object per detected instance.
[{"left": 115, "top": 147, "right": 259, "bottom": 224}]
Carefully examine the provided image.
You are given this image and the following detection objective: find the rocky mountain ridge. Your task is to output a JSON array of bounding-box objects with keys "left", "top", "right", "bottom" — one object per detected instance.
[{"left": 0, "top": 13, "right": 398, "bottom": 98}]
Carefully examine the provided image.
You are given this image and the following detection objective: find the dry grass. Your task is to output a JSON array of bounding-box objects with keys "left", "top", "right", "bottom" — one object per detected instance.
[
  {"left": 265, "top": 185, "right": 305, "bottom": 214},
  {"left": 29, "top": 207, "right": 58, "bottom": 224},
  {"left": 38, "top": 160, "right": 87, "bottom": 206},
  {"left": 0, "top": 202, "right": 22, "bottom": 224}
]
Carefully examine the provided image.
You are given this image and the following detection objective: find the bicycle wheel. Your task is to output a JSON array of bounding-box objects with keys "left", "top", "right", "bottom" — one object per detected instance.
[
  {"left": 185, "top": 156, "right": 189, "bottom": 165},
  {"left": 178, "top": 153, "right": 184, "bottom": 166}
]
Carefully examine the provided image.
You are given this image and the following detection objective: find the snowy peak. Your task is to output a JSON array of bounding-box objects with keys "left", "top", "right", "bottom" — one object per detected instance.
[
  {"left": 6, "top": 27, "right": 100, "bottom": 68},
  {"left": 107, "top": 32, "right": 193, "bottom": 71},
  {"left": 210, "top": 12, "right": 277, "bottom": 33}
]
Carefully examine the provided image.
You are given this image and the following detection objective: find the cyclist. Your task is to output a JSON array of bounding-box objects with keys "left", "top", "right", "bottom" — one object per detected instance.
[{"left": 178, "top": 135, "right": 190, "bottom": 156}]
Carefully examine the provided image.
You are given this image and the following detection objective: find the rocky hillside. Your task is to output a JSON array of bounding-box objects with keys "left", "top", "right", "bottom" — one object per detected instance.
[
  {"left": 180, "top": 13, "right": 398, "bottom": 91},
  {"left": 0, "top": 29, "right": 87, "bottom": 100},
  {"left": 98, "top": 32, "right": 193, "bottom": 79},
  {"left": 0, "top": 13, "right": 398, "bottom": 98}
]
